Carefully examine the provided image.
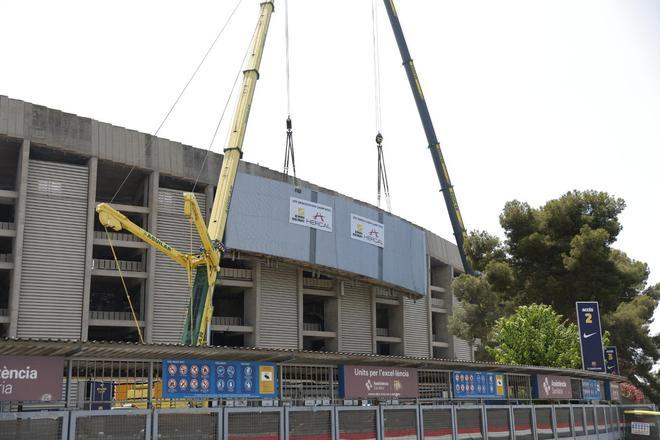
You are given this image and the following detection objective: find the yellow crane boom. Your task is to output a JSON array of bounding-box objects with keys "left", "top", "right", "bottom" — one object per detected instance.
[{"left": 96, "top": 1, "right": 275, "bottom": 345}]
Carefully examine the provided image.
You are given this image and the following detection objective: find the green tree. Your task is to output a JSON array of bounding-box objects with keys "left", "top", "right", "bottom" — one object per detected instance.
[
  {"left": 449, "top": 190, "right": 658, "bottom": 402},
  {"left": 487, "top": 304, "right": 582, "bottom": 368}
]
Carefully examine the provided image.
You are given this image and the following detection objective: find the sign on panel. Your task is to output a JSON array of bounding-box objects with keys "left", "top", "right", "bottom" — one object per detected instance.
[
  {"left": 0, "top": 355, "right": 64, "bottom": 402},
  {"left": 452, "top": 370, "right": 506, "bottom": 399},
  {"left": 533, "top": 374, "right": 572, "bottom": 399},
  {"left": 576, "top": 301, "right": 606, "bottom": 372},
  {"left": 289, "top": 197, "right": 332, "bottom": 232},
  {"left": 339, "top": 366, "right": 418, "bottom": 399}
]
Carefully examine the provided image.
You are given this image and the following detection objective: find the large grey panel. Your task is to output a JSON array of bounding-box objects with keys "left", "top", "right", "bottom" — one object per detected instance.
[
  {"left": 152, "top": 188, "right": 206, "bottom": 343},
  {"left": 258, "top": 262, "right": 298, "bottom": 349},
  {"left": 340, "top": 282, "right": 373, "bottom": 354},
  {"left": 225, "top": 173, "right": 311, "bottom": 262},
  {"left": 403, "top": 296, "right": 430, "bottom": 357},
  {"left": 18, "top": 160, "right": 88, "bottom": 339},
  {"left": 226, "top": 173, "right": 427, "bottom": 296}
]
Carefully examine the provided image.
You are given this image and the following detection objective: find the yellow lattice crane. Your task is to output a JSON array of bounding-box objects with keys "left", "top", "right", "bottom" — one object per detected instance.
[{"left": 96, "top": 1, "right": 275, "bottom": 345}]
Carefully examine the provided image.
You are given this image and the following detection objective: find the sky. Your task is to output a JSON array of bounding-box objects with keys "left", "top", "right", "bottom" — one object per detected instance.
[{"left": 2, "top": 1, "right": 659, "bottom": 320}]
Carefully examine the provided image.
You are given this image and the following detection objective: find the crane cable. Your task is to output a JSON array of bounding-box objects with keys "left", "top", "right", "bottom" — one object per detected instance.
[
  {"left": 372, "top": 0, "right": 391, "bottom": 212},
  {"left": 103, "top": 226, "right": 145, "bottom": 344},
  {"left": 110, "top": 0, "right": 243, "bottom": 203},
  {"left": 282, "top": 0, "right": 297, "bottom": 185}
]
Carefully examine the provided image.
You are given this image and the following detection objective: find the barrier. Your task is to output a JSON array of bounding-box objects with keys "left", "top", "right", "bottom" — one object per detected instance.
[
  {"left": 153, "top": 408, "right": 221, "bottom": 439},
  {"left": 555, "top": 406, "right": 572, "bottom": 438},
  {"left": 287, "top": 406, "right": 334, "bottom": 440},
  {"left": 534, "top": 406, "right": 554, "bottom": 440},
  {"left": 455, "top": 406, "right": 483, "bottom": 440},
  {"left": 0, "top": 410, "right": 69, "bottom": 440},
  {"left": 69, "top": 409, "right": 151, "bottom": 439},
  {"left": 336, "top": 406, "right": 379, "bottom": 440},
  {"left": 421, "top": 406, "right": 453, "bottom": 440},
  {"left": 224, "top": 407, "right": 283, "bottom": 440},
  {"left": 381, "top": 406, "right": 419, "bottom": 440},
  {"left": 485, "top": 406, "right": 511, "bottom": 439},
  {"left": 512, "top": 406, "right": 533, "bottom": 440}
]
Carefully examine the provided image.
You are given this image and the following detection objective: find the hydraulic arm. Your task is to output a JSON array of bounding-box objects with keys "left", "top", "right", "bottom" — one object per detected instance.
[
  {"left": 97, "top": 1, "right": 275, "bottom": 345},
  {"left": 382, "top": 0, "right": 473, "bottom": 275}
]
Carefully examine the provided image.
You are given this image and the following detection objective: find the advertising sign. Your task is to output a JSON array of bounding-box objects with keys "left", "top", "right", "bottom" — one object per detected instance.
[
  {"left": 350, "top": 214, "right": 384, "bottom": 248},
  {"left": 606, "top": 381, "right": 621, "bottom": 401},
  {"left": 576, "top": 301, "right": 606, "bottom": 372},
  {"left": 605, "top": 346, "right": 619, "bottom": 375},
  {"left": 0, "top": 355, "right": 64, "bottom": 402},
  {"left": 339, "top": 366, "right": 417, "bottom": 399},
  {"left": 87, "top": 381, "right": 114, "bottom": 410},
  {"left": 162, "top": 360, "right": 277, "bottom": 399},
  {"left": 582, "top": 379, "right": 603, "bottom": 400},
  {"left": 532, "top": 374, "right": 572, "bottom": 400},
  {"left": 452, "top": 370, "right": 506, "bottom": 399},
  {"left": 289, "top": 197, "right": 332, "bottom": 232}
]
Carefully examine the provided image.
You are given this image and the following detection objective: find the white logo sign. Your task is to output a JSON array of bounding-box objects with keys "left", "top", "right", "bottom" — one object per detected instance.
[
  {"left": 631, "top": 422, "right": 651, "bottom": 436},
  {"left": 289, "top": 197, "right": 333, "bottom": 232},
  {"left": 350, "top": 214, "right": 384, "bottom": 248},
  {"left": 583, "top": 332, "right": 597, "bottom": 339}
]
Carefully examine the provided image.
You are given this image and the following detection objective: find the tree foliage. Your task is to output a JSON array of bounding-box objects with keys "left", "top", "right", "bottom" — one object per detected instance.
[
  {"left": 487, "top": 304, "right": 582, "bottom": 368},
  {"left": 450, "top": 190, "right": 659, "bottom": 402}
]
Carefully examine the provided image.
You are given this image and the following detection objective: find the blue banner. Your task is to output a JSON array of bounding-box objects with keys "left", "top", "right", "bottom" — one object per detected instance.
[
  {"left": 582, "top": 379, "right": 603, "bottom": 400},
  {"left": 87, "top": 381, "right": 113, "bottom": 410},
  {"left": 576, "top": 301, "right": 606, "bottom": 372},
  {"left": 162, "top": 359, "right": 277, "bottom": 399},
  {"left": 452, "top": 370, "right": 506, "bottom": 399},
  {"left": 605, "top": 346, "right": 619, "bottom": 375}
]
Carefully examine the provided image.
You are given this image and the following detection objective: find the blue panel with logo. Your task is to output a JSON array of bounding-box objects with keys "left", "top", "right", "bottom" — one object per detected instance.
[
  {"left": 87, "top": 381, "right": 114, "bottom": 410},
  {"left": 604, "top": 346, "right": 619, "bottom": 375},
  {"left": 582, "top": 379, "right": 603, "bottom": 400},
  {"left": 162, "top": 359, "right": 277, "bottom": 399},
  {"left": 452, "top": 370, "right": 507, "bottom": 399},
  {"left": 576, "top": 301, "right": 606, "bottom": 372}
]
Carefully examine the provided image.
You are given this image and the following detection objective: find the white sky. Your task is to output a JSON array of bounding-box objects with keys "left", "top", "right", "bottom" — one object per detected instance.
[{"left": 2, "top": 0, "right": 659, "bottom": 320}]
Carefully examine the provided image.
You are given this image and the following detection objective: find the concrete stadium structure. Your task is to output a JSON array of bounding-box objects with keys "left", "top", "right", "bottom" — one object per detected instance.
[{"left": 0, "top": 96, "right": 471, "bottom": 360}]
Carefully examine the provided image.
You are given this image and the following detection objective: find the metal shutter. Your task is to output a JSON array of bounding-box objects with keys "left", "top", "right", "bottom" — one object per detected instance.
[
  {"left": 18, "top": 160, "right": 88, "bottom": 339},
  {"left": 152, "top": 188, "right": 205, "bottom": 343},
  {"left": 403, "top": 295, "right": 430, "bottom": 357},
  {"left": 258, "top": 262, "right": 298, "bottom": 349},
  {"left": 340, "top": 282, "right": 373, "bottom": 353}
]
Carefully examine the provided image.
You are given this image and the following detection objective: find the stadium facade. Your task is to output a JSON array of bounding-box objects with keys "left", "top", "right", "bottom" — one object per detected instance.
[{"left": 0, "top": 96, "right": 471, "bottom": 360}]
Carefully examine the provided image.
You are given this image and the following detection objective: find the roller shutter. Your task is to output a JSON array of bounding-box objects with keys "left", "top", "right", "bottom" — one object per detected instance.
[
  {"left": 403, "top": 295, "right": 430, "bottom": 357},
  {"left": 152, "top": 188, "right": 205, "bottom": 343},
  {"left": 258, "top": 262, "right": 298, "bottom": 349},
  {"left": 340, "top": 282, "right": 373, "bottom": 354},
  {"left": 18, "top": 160, "right": 88, "bottom": 339}
]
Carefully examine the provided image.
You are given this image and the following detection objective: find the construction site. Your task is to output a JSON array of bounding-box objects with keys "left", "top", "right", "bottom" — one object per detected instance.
[{"left": 0, "top": 1, "right": 653, "bottom": 439}]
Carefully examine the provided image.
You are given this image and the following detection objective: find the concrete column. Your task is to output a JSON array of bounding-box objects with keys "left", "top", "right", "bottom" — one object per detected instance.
[
  {"left": 297, "top": 267, "right": 304, "bottom": 350},
  {"left": 8, "top": 139, "right": 30, "bottom": 338},
  {"left": 371, "top": 286, "right": 377, "bottom": 354},
  {"left": 80, "top": 156, "right": 98, "bottom": 341},
  {"left": 427, "top": 256, "right": 434, "bottom": 357},
  {"left": 204, "top": 185, "right": 214, "bottom": 223},
  {"left": 144, "top": 171, "right": 159, "bottom": 343},
  {"left": 337, "top": 281, "right": 344, "bottom": 352},
  {"left": 253, "top": 260, "right": 262, "bottom": 347}
]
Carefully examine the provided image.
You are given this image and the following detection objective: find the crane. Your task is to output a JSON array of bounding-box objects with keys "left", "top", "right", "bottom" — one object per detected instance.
[
  {"left": 96, "top": 1, "right": 275, "bottom": 345},
  {"left": 382, "top": 0, "right": 473, "bottom": 275}
]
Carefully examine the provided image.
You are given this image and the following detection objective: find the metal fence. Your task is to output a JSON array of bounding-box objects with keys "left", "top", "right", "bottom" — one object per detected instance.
[{"left": 0, "top": 402, "right": 654, "bottom": 440}]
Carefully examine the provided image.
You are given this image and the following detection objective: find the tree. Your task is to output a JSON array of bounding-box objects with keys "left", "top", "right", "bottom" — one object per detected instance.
[
  {"left": 487, "top": 304, "right": 582, "bottom": 368},
  {"left": 449, "top": 190, "right": 659, "bottom": 402}
]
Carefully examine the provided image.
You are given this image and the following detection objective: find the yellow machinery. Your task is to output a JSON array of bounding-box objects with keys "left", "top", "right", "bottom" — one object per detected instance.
[{"left": 96, "top": 1, "right": 274, "bottom": 346}]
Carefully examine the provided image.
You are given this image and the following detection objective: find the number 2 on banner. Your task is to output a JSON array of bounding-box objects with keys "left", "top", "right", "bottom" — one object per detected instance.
[{"left": 585, "top": 313, "right": 593, "bottom": 324}]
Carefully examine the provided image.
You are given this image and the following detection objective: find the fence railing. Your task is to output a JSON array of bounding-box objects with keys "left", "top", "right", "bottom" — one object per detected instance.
[
  {"left": 92, "top": 258, "right": 145, "bottom": 272},
  {"left": 219, "top": 267, "right": 253, "bottom": 281},
  {"left": 303, "top": 322, "right": 323, "bottom": 331},
  {"left": 94, "top": 230, "right": 140, "bottom": 242},
  {"left": 376, "top": 327, "right": 390, "bottom": 337},
  {"left": 431, "top": 297, "right": 445, "bottom": 308},
  {"left": 0, "top": 221, "right": 15, "bottom": 231},
  {"left": 211, "top": 316, "right": 243, "bottom": 326},
  {"left": 89, "top": 310, "right": 139, "bottom": 321},
  {"left": 303, "top": 277, "right": 334, "bottom": 290},
  {"left": 0, "top": 253, "right": 12, "bottom": 263},
  {"left": 2, "top": 403, "right": 644, "bottom": 440}
]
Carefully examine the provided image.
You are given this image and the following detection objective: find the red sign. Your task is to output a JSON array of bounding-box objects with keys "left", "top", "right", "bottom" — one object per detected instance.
[
  {"left": 0, "top": 356, "right": 64, "bottom": 401},
  {"left": 340, "top": 366, "right": 418, "bottom": 399}
]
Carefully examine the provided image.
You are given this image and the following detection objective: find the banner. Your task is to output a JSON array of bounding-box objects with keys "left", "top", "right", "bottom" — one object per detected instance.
[
  {"left": 350, "top": 214, "right": 384, "bottom": 248},
  {"left": 87, "top": 381, "right": 114, "bottom": 410},
  {"left": 576, "top": 301, "right": 606, "bottom": 372},
  {"left": 162, "top": 360, "right": 277, "bottom": 399},
  {"left": 339, "top": 366, "right": 417, "bottom": 399},
  {"left": 289, "top": 197, "right": 332, "bottom": 232},
  {"left": 0, "top": 355, "right": 64, "bottom": 402},
  {"left": 452, "top": 370, "right": 506, "bottom": 399},
  {"left": 606, "top": 381, "right": 621, "bottom": 401},
  {"left": 605, "top": 346, "right": 619, "bottom": 375},
  {"left": 532, "top": 374, "right": 572, "bottom": 400},
  {"left": 582, "top": 379, "right": 603, "bottom": 400}
]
